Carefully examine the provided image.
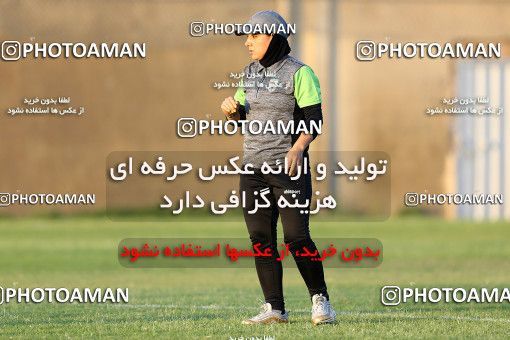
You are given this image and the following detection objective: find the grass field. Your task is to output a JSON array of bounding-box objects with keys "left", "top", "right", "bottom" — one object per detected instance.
[{"left": 0, "top": 216, "right": 509, "bottom": 338}]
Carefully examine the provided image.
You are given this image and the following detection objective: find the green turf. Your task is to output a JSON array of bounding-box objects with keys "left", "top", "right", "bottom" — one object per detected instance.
[{"left": 0, "top": 217, "right": 509, "bottom": 338}]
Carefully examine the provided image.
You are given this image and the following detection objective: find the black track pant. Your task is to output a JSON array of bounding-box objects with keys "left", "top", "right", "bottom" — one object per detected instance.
[{"left": 240, "top": 169, "right": 329, "bottom": 313}]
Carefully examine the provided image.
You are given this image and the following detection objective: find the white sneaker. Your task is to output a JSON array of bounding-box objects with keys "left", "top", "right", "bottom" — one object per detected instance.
[
  {"left": 311, "top": 294, "right": 336, "bottom": 325},
  {"left": 242, "top": 302, "right": 289, "bottom": 324}
]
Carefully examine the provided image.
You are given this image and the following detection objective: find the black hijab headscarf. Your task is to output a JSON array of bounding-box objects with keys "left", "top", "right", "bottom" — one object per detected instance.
[{"left": 259, "top": 34, "right": 291, "bottom": 68}]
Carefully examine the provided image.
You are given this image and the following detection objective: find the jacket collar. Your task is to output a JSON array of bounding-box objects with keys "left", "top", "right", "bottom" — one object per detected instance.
[{"left": 254, "top": 55, "right": 290, "bottom": 74}]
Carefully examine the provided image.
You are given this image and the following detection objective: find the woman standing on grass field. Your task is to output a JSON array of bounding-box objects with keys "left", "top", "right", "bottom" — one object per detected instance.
[{"left": 220, "top": 10, "right": 336, "bottom": 325}]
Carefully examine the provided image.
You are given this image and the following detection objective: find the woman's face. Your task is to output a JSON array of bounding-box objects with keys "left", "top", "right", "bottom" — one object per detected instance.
[{"left": 244, "top": 34, "right": 272, "bottom": 60}]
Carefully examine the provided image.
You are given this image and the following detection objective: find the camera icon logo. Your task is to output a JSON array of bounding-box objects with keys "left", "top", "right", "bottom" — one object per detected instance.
[
  {"left": 356, "top": 40, "right": 376, "bottom": 61},
  {"left": 177, "top": 118, "right": 197, "bottom": 138},
  {"left": 1, "top": 41, "right": 21, "bottom": 61},
  {"left": 404, "top": 193, "right": 419, "bottom": 207},
  {"left": 381, "top": 285, "right": 401, "bottom": 306},
  {"left": 0, "top": 193, "right": 11, "bottom": 207},
  {"left": 190, "top": 22, "right": 205, "bottom": 37}
]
